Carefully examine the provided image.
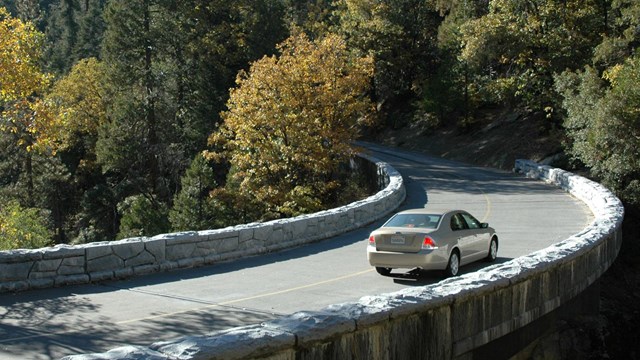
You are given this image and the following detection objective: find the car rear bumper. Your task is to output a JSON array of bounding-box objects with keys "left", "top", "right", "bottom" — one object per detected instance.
[{"left": 367, "top": 245, "right": 450, "bottom": 270}]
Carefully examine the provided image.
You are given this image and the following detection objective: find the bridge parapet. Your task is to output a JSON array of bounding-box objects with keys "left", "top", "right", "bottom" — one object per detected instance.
[
  {"left": 61, "top": 160, "right": 624, "bottom": 360},
  {"left": 0, "top": 154, "right": 406, "bottom": 293}
]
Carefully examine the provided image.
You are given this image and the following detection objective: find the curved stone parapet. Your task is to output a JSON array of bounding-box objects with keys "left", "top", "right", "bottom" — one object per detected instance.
[
  {"left": 0, "top": 154, "right": 406, "bottom": 293},
  {"left": 61, "top": 160, "right": 623, "bottom": 360}
]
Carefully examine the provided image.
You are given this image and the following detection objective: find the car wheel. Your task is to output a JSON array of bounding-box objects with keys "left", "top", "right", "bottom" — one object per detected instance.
[
  {"left": 375, "top": 267, "right": 392, "bottom": 276},
  {"left": 486, "top": 236, "right": 498, "bottom": 262},
  {"left": 444, "top": 251, "right": 460, "bottom": 277}
]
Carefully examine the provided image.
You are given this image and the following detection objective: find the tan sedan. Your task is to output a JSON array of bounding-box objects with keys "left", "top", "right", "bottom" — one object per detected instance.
[{"left": 367, "top": 209, "right": 498, "bottom": 277}]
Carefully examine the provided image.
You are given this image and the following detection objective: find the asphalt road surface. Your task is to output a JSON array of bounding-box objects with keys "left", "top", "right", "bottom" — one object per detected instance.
[{"left": 0, "top": 144, "right": 592, "bottom": 359}]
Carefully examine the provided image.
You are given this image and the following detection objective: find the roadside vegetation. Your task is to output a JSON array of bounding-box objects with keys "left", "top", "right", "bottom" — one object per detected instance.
[{"left": 1, "top": 0, "right": 639, "bottom": 356}]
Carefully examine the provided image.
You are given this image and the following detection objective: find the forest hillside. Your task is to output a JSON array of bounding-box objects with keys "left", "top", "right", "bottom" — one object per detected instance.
[{"left": 1, "top": 0, "right": 638, "bottom": 249}]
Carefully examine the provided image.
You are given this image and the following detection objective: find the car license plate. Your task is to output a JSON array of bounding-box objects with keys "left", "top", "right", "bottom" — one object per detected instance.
[{"left": 390, "top": 235, "right": 405, "bottom": 244}]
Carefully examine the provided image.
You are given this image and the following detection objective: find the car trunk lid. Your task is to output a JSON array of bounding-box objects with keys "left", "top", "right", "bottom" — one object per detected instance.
[{"left": 374, "top": 227, "right": 428, "bottom": 253}]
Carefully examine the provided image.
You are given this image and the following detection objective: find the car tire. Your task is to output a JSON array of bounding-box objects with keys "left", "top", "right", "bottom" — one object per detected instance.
[
  {"left": 375, "top": 267, "right": 392, "bottom": 276},
  {"left": 444, "top": 250, "right": 460, "bottom": 277},
  {"left": 485, "top": 236, "right": 498, "bottom": 262}
]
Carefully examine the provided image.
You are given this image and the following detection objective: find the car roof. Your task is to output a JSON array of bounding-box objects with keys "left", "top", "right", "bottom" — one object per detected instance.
[{"left": 396, "top": 209, "right": 461, "bottom": 215}]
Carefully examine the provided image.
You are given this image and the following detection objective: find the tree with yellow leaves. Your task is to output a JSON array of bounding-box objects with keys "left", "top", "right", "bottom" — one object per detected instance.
[
  {"left": 1, "top": 14, "right": 107, "bottom": 158},
  {"left": 0, "top": 201, "right": 52, "bottom": 250},
  {"left": 208, "top": 32, "right": 374, "bottom": 218},
  {"left": 35, "top": 57, "right": 108, "bottom": 154},
  {"left": 0, "top": 7, "right": 51, "bottom": 205},
  {"left": 0, "top": 8, "right": 49, "bottom": 106}
]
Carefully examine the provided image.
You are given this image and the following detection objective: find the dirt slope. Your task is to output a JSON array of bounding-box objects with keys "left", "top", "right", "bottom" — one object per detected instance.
[{"left": 374, "top": 109, "right": 564, "bottom": 171}]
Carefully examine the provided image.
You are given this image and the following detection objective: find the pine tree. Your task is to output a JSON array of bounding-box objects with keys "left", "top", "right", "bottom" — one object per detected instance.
[
  {"left": 45, "top": 0, "right": 79, "bottom": 73},
  {"left": 169, "top": 154, "right": 219, "bottom": 231},
  {"left": 100, "top": 0, "right": 167, "bottom": 197}
]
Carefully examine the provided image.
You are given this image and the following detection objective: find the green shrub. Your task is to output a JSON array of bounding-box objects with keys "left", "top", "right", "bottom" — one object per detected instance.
[{"left": 0, "top": 201, "right": 53, "bottom": 250}]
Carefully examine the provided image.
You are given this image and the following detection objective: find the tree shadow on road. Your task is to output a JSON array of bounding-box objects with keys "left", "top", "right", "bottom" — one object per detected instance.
[{"left": 0, "top": 289, "right": 122, "bottom": 359}]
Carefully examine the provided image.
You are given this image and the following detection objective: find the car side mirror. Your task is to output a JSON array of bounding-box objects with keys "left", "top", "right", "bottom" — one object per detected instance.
[{"left": 481, "top": 223, "right": 489, "bottom": 229}]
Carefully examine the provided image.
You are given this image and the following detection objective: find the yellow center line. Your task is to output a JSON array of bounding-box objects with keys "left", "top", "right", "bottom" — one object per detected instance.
[
  {"left": 447, "top": 171, "right": 492, "bottom": 223},
  {"left": 481, "top": 192, "right": 492, "bottom": 223},
  {"left": 117, "top": 268, "right": 374, "bottom": 325}
]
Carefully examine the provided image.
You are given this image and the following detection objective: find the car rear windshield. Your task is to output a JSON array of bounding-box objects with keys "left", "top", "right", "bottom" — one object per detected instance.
[{"left": 383, "top": 214, "right": 442, "bottom": 229}]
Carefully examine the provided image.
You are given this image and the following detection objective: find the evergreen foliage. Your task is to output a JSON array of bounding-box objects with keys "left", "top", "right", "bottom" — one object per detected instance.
[
  {"left": 334, "top": 0, "right": 440, "bottom": 112},
  {"left": 116, "top": 194, "right": 168, "bottom": 239},
  {"left": 0, "top": 0, "right": 639, "bottom": 248},
  {"left": 169, "top": 154, "right": 219, "bottom": 231}
]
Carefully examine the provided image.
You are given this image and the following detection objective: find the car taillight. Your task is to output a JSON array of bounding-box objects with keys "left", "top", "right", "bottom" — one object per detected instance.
[
  {"left": 422, "top": 236, "right": 437, "bottom": 250},
  {"left": 368, "top": 235, "right": 376, "bottom": 246}
]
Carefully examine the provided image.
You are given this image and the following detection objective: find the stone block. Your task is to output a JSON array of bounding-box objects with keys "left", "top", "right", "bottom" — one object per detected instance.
[
  {"left": 125, "top": 250, "right": 156, "bottom": 268},
  {"left": 0, "top": 261, "right": 33, "bottom": 282},
  {"left": 178, "top": 257, "right": 204, "bottom": 268},
  {"left": 193, "top": 242, "right": 215, "bottom": 258},
  {"left": 33, "top": 258, "right": 62, "bottom": 272},
  {"left": 87, "top": 254, "right": 124, "bottom": 273},
  {"left": 201, "top": 229, "right": 239, "bottom": 241},
  {"left": 253, "top": 225, "right": 272, "bottom": 242},
  {"left": 29, "top": 270, "right": 57, "bottom": 280},
  {"left": 214, "top": 237, "right": 239, "bottom": 254},
  {"left": 160, "top": 261, "right": 179, "bottom": 272},
  {"left": 112, "top": 239, "right": 145, "bottom": 260},
  {"left": 29, "top": 278, "right": 54, "bottom": 289},
  {"left": 144, "top": 238, "right": 166, "bottom": 262},
  {"left": 133, "top": 264, "right": 160, "bottom": 276},
  {"left": 151, "top": 324, "right": 294, "bottom": 360},
  {"left": 90, "top": 271, "right": 114, "bottom": 282},
  {"left": 453, "top": 293, "right": 485, "bottom": 336},
  {"left": 85, "top": 243, "right": 113, "bottom": 261},
  {"left": 265, "top": 226, "right": 284, "bottom": 246},
  {"left": 58, "top": 256, "right": 85, "bottom": 276},
  {"left": 42, "top": 244, "right": 84, "bottom": 259},
  {"left": 388, "top": 310, "right": 452, "bottom": 360},
  {"left": 266, "top": 310, "right": 355, "bottom": 346},
  {"left": 156, "top": 231, "right": 200, "bottom": 245},
  {"left": 237, "top": 225, "right": 257, "bottom": 243},
  {"left": 114, "top": 267, "right": 133, "bottom": 279},
  {"left": 55, "top": 274, "right": 89, "bottom": 287},
  {"left": 239, "top": 239, "right": 263, "bottom": 252},
  {"left": 510, "top": 275, "right": 543, "bottom": 318},
  {"left": 291, "top": 218, "right": 309, "bottom": 240},
  {"left": 0, "top": 249, "right": 42, "bottom": 263},
  {"left": 0, "top": 280, "right": 29, "bottom": 292},
  {"left": 324, "top": 301, "right": 391, "bottom": 328},
  {"left": 166, "top": 243, "right": 196, "bottom": 261}
]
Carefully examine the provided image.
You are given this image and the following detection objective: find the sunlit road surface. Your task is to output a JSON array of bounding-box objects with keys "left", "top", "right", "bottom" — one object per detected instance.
[{"left": 0, "top": 144, "right": 592, "bottom": 359}]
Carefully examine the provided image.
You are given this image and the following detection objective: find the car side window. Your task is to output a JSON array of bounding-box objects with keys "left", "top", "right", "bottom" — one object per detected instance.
[
  {"left": 461, "top": 213, "right": 481, "bottom": 229},
  {"left": 450, "top": 214, "right": 466, "bottom": 231}
]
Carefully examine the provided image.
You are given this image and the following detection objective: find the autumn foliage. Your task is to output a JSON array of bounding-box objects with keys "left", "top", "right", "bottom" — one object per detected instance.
[
  {"left": 0, "top": 8, "right": 50, "bottom": 150},
  {"left": 208, "top": 33, "right": 374, "bottom": 217},
  {"left": 2, "top": 0, "right": 640, "bottom": 249}
]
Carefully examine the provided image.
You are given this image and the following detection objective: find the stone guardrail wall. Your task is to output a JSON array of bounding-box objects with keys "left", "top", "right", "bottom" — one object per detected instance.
[
  {"left": 62, "top": 159, "right": 624, "bottom": 360},
  {"left": 0, "top": 155, "right": 406, "bottom": 293}
]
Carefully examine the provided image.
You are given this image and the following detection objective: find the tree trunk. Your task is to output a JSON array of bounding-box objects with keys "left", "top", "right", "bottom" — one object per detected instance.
[{"left": 143, "top": 0, "right": 159, "bottom": 194}]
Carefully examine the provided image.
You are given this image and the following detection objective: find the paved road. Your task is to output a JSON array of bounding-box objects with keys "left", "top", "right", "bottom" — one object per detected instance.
[{"left": 0, "top": 145, "right": 592, "bottom": 359}]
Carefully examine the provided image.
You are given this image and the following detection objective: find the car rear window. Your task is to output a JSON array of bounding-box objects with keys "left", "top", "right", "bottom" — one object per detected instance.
[{"left": 383, "top": 214, "right": 442, "bottom": 229}]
